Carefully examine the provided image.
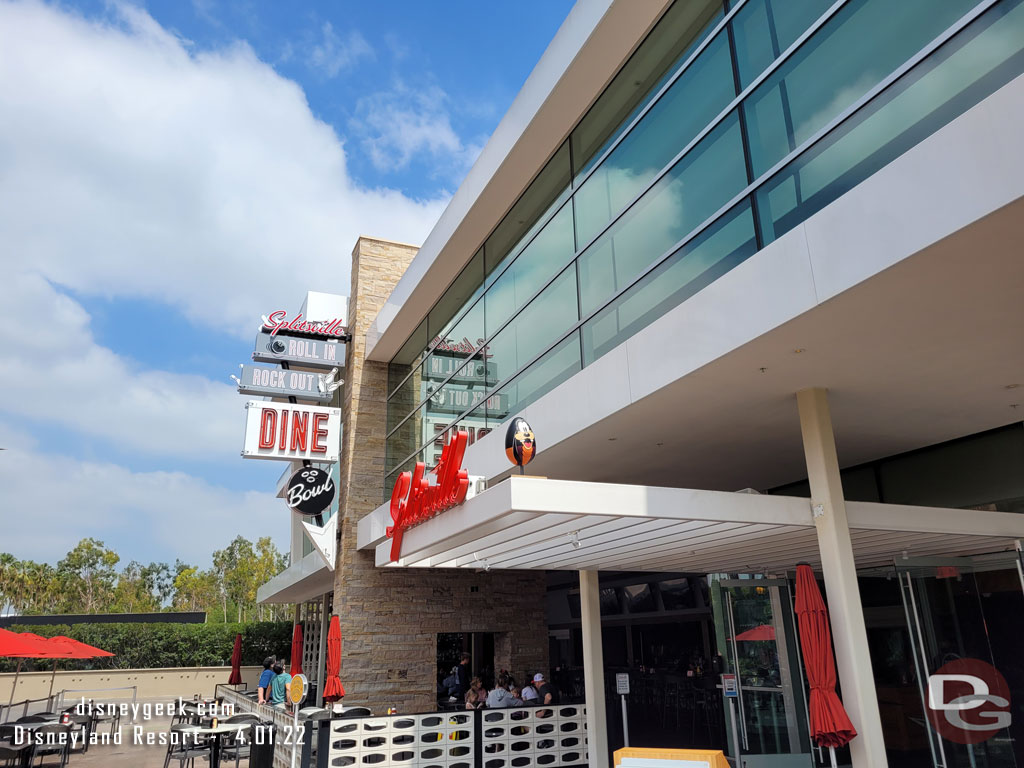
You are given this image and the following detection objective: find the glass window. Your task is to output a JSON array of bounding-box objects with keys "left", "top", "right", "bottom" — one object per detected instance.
[
  {"left": 744, "top": 0, "right": 979, "bottom": 178},
  {"left": 572, "top": 0, "right": 725, "bottom": 178},
  {"left": 485, "top": 142, "right": 571, "bottom": 282},
  {"left": 582, "top": 200, "right": 757, "bottom": 365},
  {"left": 485, "top": 265, "right": 579, "bottom": 391},
  {"left": 429, "top": 249, "right": 485, "bottom": 344},
  {"left": 756, "top": 0, "right": 1024, "bottom": 242},
  {"left": 731, "top": 0, "right": 831, "bottom": 88},
  {"left": 623, "top": 583, "right": 657, "bottom": 613},
  {"left": 573, "top": 33, "right": 735, "bottom": 247},
  {"left": 660, "top": 578, "right": 697, "bottom": 610},
  {"left": 485, "top": 203, "right": 574, "bottom": 336},
  {"left": 487, "top": 332, "right": 582, "bottom": 426},
  {"left": 600, "top": 587, "right": 622, "bottom": 616},
  {"left": 577, "top": 110, "right": 748, "bottom": 317}
]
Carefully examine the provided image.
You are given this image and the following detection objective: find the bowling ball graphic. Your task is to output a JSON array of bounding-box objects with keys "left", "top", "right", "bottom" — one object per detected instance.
[{"left": 505, "top": 417, "right": 536, "bottom": 468}]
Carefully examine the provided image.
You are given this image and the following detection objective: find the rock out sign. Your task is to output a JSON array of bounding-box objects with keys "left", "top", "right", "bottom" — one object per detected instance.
[{"left": 286, "top": 467, "right": 336, "bottom": 517}]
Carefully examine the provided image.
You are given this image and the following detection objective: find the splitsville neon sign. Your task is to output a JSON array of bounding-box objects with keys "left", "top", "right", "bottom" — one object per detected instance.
[
  {"left": 263, "top": 310, "right": 347, "bottom": 339},
  {"left": 386, "top": 430, "right": 470, "bottom": 562}
]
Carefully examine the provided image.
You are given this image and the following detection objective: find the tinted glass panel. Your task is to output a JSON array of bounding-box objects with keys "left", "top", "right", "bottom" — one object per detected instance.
[
  {"left": 582, "top": 200, "right": 756, "bottom": 365},
  {"left": 757, "top": 0, "right": 1024, "bottom": 242},
  {"left": 485, "top": 204, "right": 574, "bottom": 335},
  {"left": 485, "top": 266, "right": 579, "bottom": 391},
  {"left": 744, "top": 0, "right": 978, "bottom": 177},
  {"left": 577, "top": 110, "right": 747, "bottom": 317},
  {"left": 732, "top": 0, "right": 831, "bottom": 88},
  {"left": 572, "top": 0, "right": 724, "bottom": 177},
  {"left": 487, "top": 333, "right": 582, "bottom": 426},
  {"left": 486, "top": 142, "right": 571, "bottom": 282},
  {"left": 574, "top": 33, "right": 735, "bottom": 247}
]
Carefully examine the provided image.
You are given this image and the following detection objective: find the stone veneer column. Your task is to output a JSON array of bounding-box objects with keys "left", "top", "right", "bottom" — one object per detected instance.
[{"left": 333, "top": 237, "right": 549, "bottom": 714}]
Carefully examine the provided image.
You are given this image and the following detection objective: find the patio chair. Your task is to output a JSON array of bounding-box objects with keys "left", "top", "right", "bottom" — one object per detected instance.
[
  {"left": 28, "top": 722, "right": 71, "bottom": 767},
  {"left": 162, "top": 724, "right": 208, "bottom": 768},
  {"left": 220, "top": 723, "right": 254, "bottom": 767}
]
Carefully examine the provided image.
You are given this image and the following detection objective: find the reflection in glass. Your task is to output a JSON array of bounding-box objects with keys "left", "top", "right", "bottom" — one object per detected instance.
[
  {"left": 744, "top": 0, "right": 977, "bottom": 178},
  {"left": 571, "top": 0, "right": 724, "bottom": 178},
  {"left": 573, "top": 33, "right": 735, "bottom": 247},
  {"left": 577, "top": 111, "right": 747, "bottom": 318},
  {"left": 582, "top": 200, "right": 756, "bottom": 365},
  {"left": 487, "top": 334, "right": 582, "bottom": 427},
  {"left": 757, "top": 0, "right": 1024, "bottom": 243},
  {"left": 731, "top": 0, "right": 830, "bottom": 88}
]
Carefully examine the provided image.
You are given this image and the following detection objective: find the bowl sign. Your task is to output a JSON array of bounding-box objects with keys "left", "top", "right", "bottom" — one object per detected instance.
[
  {"left": 286, "top": 467, "right": 336, "bottom": 516},
  {"left": 290, "top": 673, "right": 308, "bottom": 705}
]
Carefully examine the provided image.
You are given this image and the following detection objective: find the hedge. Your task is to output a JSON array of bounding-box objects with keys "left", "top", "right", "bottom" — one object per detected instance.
[{"left": 0, "top": 621, "right": 292, "bottom": 673}]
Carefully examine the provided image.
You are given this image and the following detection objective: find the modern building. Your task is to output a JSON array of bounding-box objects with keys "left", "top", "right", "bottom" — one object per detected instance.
[{"left": 258, "top": 1, "right": 1024, "bottom": 767}]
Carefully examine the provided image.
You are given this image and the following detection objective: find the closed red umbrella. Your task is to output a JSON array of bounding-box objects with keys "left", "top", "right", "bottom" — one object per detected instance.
[
  {"left": 227, "top": 633, "right": 243, "bottom": 686},
  {"left": 322, "top": 615, "right": 345, "bottom": 703},
  {"left": 289, "top": 624, "right": 304, "bottom": 677},
  {"left": 795, "top": 564, "right": 857, "bottom": 767}
]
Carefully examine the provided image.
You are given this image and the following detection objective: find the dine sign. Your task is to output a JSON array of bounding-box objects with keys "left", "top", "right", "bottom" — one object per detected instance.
[{"left": 286, "top": 467, "right": 336, "bottom": 516}]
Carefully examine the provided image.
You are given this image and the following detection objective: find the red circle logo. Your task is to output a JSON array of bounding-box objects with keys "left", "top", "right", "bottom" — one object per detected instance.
[{"left": 926, "top": 658, "right": 1011, "bottom": 745}]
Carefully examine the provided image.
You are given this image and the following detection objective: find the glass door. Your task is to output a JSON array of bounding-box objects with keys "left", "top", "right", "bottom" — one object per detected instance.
[
  {"left": 897, "top": 553, "right": 1024, "bottom": 768},
  {"left": 711, "top": 577, "right": 813, "bottom": 767}
]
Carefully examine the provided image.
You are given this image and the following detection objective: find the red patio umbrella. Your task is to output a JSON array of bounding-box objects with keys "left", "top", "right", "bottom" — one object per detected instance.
[
  {"left": 289, "top": 624, "right": 304, "bottom": 677},
  {"left": 44, "top": 635, "right": 115, "bottom": 698},
  {"left": 794, "top": 564, "right": 857, "bottom": 768},
  {"left": 1, "top": 630, "right": 74, "bottom": 720},
  {"left": 735, "top": 624, "right": 776, "bottom": 642},
  {"left": 227, "top": 634, "right": 243, "bottom": 686},
  {"left": 322, "top": 615, "right": 345, "bottom": 703}
]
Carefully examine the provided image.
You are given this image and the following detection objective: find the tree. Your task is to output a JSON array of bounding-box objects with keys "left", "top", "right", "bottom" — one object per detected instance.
[
  {"left": 171, "top": 566, "right": 219, "bottom": 612},
  {"left": 57, "top": 539, "right": 120, "bottom": 614},
  {"left": 111, "top": 561, "right": 159, "bottom": 613},
  {"left": 213, "top": 537, "right": 257, "bottom": 622}
]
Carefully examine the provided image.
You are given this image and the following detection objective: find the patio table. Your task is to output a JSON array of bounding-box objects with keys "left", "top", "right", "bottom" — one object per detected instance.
[
  {"left": 191, "top": 721, "right": 249, "bottom": 768},
  {"left": 0, "top": 739, "right": 32, "bottom": 768}
]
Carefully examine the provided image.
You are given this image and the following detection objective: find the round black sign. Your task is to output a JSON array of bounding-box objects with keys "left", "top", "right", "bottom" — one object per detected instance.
[{"left": 286, "top": 467, "right": 336, "bottom": 516}]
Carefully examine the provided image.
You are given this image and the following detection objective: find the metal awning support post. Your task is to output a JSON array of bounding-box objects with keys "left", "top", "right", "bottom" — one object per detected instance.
[
  {"left": 579, "top": 570, "right": 609, "bottom": 768},
  {"left": 797, "top": 388, "right": 889, "bottom": 767}
]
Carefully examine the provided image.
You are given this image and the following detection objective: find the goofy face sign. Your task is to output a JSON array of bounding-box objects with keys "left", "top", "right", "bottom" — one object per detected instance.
[{"left": 505, "top": 416, "right": 537, "bottom": 469}]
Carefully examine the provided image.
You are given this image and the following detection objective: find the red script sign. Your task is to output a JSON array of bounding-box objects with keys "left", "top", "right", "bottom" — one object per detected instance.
[
  {"left": 386, "top": 430, "right": 470, "bottom": 562},
  {"left": 263, "top": 310, "right": 347, "bottom": 338}
]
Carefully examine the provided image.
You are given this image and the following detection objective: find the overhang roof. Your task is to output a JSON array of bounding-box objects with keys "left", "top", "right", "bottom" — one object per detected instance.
[{"left": 360, "top": 477, "right": 1024, "bottom": 574}]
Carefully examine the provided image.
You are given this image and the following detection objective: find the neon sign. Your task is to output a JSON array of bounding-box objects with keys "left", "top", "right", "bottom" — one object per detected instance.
[
  {"left": 263, "top": 310, "right": 347, "bottom": 338},
  {"left": 386, "top": 430, "right": 470, "bottom": 562}
]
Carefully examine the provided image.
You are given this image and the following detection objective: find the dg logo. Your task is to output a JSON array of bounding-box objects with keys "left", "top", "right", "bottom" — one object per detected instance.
[{"left": 927, "top": 658, "right": 1011, "bottom": 744}]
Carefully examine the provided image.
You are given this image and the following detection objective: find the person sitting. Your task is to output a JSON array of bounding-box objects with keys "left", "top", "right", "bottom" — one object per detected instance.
[
  {"left": 532, "top": 673, "right": 558, "bottom": 705},
  {"left": 464, "top": 677, "right": 487, "bottom": 710},
  {"left": 521, "top": 677, "right": 539, "bottom": 703},
  {"left": 486, "top": 674, "right": 519, "bottom": 708},
  {"left": 269, "top": 662, "right": 292, "bottom": 708},
  {"left": 257, "top": 656, "right": 276, "bottom": 705}
]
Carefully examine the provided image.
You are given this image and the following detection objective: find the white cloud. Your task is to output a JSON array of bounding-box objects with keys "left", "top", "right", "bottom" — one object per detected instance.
[
  {"left": 0, "top": 0, "right": 447, "bottom": 338},
  {"left": 355, "top": 81, "right": 484, "bottom": 176},
  {"left": 0, "top": 423, "right": 285, "bottom": 565},
  {"left": 307, "top": 21, "right": 373, "bottom": 78},
  {"left": 0, "top": 273, "right": 240, "bottom": 460}
]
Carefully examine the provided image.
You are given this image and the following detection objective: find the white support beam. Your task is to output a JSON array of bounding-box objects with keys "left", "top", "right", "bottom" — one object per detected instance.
[
  {"left": 579, "top": 570, "right": 608, "bottom": 768},
  {"left": 797, "top": 388, "right": 889, "bottom": 768}
]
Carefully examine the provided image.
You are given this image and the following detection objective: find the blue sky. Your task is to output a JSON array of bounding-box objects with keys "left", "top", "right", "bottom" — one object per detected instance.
[{"left": 0, "top": 0, "right": 572, "bottom": 567}]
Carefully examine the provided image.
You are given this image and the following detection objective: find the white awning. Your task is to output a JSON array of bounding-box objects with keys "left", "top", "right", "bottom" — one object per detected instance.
[{"left": 359, "top": 477, "right": 1024, "bottom": 573}]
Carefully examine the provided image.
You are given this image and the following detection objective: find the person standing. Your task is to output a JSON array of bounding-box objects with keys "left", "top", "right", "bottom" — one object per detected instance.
[
  {"left": 269, "top": 662, "right": 293, "bottom": 708},
  {"left": 257, "top": 656, "right": 276, "bottom": 705},
  {"left": 455, "top": 652, "right": 471, "bottom": 698}
]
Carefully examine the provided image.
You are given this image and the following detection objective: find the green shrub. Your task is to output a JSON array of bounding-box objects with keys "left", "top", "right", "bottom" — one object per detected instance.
[{"left": 0, "top": 621, "right": 292, "bottom": 672}]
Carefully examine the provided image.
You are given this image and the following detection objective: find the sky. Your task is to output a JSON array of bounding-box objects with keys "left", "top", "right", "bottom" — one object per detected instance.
[{"left": 0, "top": 0, "right": 573, "bottom": 567}]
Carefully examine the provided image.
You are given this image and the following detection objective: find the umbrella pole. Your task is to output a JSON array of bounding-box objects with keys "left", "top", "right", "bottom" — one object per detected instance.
[
  {"left": 47, "top": 659, "right": 57, "bottom": 701},
  {"left": 829, "top": 747, "right": 837, "bottom": 768},
  {"left": 4, "top": 659, "right": 23, "bottom": 723}
]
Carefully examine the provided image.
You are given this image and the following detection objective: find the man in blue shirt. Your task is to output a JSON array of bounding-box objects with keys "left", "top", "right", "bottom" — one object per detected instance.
[{"left": 257, "top": 657, "right": 276, "bottom": 704}]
